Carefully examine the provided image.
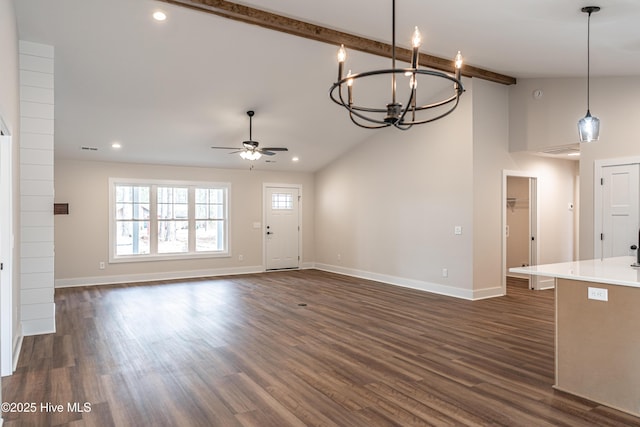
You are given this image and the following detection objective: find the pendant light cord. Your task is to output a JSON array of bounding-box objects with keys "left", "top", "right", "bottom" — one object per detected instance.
[
  {"left": 586, "top": 10, "right": 591, "bottom": 111},
  {"left": 391, "top": 0, "right": 397, "bottom": 104}
]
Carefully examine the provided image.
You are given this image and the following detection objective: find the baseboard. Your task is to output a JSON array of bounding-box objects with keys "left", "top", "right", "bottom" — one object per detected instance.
[
  {"left": 507, "top": 272, "right": 529, "bottom": 279},
  {"left": 54, "top": 262, "right": 503, "bottom": 300},
  {"left": 313, "top": 263, "right": 502, "bottom": 300},
  {"left": 12, "top": 332, "right": 23, "bottom": 373},
  {"left": 22, "top": 317, "right": 56, "bottom": 337},
  {"left": 537, "top": 277, "right": 555, "bottom": 289},
  {"left": 55, "top": 265, "right": 266, "bottom": 288}
]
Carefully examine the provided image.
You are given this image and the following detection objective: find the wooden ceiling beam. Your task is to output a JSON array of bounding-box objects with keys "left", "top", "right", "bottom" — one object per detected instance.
[{"left": 157, "top": 0, "right": 517, "bottom": 85}]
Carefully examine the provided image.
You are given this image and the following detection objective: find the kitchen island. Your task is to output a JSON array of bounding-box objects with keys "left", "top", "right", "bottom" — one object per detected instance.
[{"left": 510, "top": 256, "right": 640, "bottom": 417}]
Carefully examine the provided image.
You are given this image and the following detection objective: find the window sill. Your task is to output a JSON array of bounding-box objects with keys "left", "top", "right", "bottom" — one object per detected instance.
[{"left": 109, "top": 252, "right": 230, "bottom": 264}]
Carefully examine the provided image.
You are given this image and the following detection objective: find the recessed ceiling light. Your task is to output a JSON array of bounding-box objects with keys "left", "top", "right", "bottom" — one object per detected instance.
[
  {"left": 153, "top": 11, "right": 167, "bottom": 21},
  {"left": 292, "top": 156, "right": 299, "bottom": 162},
  {"left": 111, "top": 142, "right": 122, "bottom": 149}
]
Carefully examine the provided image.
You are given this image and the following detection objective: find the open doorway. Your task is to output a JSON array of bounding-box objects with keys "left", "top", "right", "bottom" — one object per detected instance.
[{"left": 502, "top": 171, "right": 538, "bottom": 293}]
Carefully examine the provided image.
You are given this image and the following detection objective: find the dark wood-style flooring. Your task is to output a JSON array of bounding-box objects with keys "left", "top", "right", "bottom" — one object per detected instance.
[{"left": 3, "top": 270, "right": 640, "bottom": 426}]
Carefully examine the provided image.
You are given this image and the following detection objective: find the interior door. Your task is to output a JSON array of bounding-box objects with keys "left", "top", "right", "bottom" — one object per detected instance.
[
  {"left": 601, "top": 164, "right": 640, "bottom": 257},
  {"left": 265, "top": 186, "right": 300, "bottom": 270}
]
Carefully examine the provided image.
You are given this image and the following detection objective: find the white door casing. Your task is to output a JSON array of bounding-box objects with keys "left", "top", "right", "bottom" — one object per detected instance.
[
  {"left": 264, "top": 185, "right": 300, "bottom": 270},
  {"left": 502, "top": 170, "right": 540, "bottom": 293},
  {"left": 0, "top": 121, "right": 14, "bottom": 376}
]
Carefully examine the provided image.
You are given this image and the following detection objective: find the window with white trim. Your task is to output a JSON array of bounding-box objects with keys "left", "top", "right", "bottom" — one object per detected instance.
[
  {"left": 272, "top": 192, "right": 293, "bottom": 210},
  {"left": 110, "top": 179, "right": 229, "bottom": 262}
]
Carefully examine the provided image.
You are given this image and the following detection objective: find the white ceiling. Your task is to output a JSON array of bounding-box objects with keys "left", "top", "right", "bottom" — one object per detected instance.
[{"left": 13, "top": 0, "right": 640, "bottom": 172}]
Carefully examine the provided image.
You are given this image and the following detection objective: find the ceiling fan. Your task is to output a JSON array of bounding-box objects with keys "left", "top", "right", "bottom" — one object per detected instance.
[{"left": 211, "top": 110, "right": 288, "bottom": 160}]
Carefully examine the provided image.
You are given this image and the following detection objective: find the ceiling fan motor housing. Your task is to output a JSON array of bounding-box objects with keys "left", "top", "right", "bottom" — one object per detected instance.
[{"left": 243, "top": 140, "right": 259, "bottom": 150}]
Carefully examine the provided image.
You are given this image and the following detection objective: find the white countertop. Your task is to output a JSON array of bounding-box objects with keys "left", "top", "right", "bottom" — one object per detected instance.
[{"left": 509, "top": 256, "right": 640, "bottom": 288}]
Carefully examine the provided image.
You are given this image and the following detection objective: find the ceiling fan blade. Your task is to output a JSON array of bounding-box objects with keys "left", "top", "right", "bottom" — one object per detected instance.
[
  {"left": 211, "top": 146, "right": 239, "bottom": 150},
  {"left": 261, "top": 147, "right": 288, "bottom": 152},
  {"left": 261, "top": 150, "right": 276, "bottom": 156}
]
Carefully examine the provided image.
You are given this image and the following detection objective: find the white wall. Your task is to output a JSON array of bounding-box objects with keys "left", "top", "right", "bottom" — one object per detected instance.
[
  {"left": 509, "top": 78, "right": 585, "bottom": 152},
  {"left": 579, "top": 77, "right": 640, "bottom": 259},
  {"left": 54, "top": 159, "right": 315, "bottom": 286},
  {"left": 315, "top": 78, "right": 476, "bottom": 299},
  {"left": 314, "top": 77, "right": 577, "bottom": 300},
  {"left": 19, "top": 41, "right": 55, "bottom": 336},
  {"left": 510, "top": 77, "right": 640, "bottom": 260},
  {"left": 472, "top": 78, "right": 510, "bottom": 296},
  {"left": 472, "top": 78, "right": 577, "bottom": 295}
]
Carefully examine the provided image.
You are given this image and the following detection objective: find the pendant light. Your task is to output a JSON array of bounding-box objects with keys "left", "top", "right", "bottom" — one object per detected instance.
[{"left": 577, "top": 6, "right": 600, "bottom": 143}]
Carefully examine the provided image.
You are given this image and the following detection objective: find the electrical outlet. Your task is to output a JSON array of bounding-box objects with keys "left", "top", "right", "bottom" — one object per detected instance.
[
  {"left": 238, "top": 254, "right": 244, "bottom": 262},
  {"left": 442, "top": 268, "right": 448, "bottom": 278},
  {"left": 337, "top": 253, "right": 341, "bottom": 262},
  {"left": 454, "top": 226, "right": 462, "bottom": 235},
  {"left": 588, "top": 287, "right": 608, "bottom": 301},
  {"left": 99, "top": 261, "right": 105, "bottom": 270}
]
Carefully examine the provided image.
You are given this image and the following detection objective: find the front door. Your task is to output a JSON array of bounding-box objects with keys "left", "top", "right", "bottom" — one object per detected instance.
[
  {"left": 265, "top": 186, "right": 300, "bottom": 270},
  {"left": 601, "top": 164, "right": 640, "bottom": 257}
]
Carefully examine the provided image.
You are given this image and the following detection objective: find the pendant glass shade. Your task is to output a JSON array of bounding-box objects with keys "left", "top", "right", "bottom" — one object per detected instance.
[{"left": 578, "top": 110, "right": 600, "bottom": 142}]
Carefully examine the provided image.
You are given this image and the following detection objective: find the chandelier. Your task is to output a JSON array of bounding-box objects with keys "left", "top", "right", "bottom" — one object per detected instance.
[
  {"left": 329, "top": 0, "right": 464, "bottom": 130},
  {"left": 577, "top": 6, "right": 600, "bottom": 142}
]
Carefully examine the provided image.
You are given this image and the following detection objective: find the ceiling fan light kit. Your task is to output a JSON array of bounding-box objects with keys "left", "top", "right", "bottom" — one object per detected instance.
[
  {"left": 329, "top": 0, "right": 464, "bottom": 130},
  {"left": 211, "top": 110, "right": 288, "bottom": 161},
  {"left": 577, "top": 6, "right": 601, "bottom": 143}
]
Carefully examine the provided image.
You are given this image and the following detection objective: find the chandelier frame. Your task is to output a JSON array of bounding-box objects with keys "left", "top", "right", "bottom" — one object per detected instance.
[{"left": 329, "top": 0, "right": 464, "bottom": 130}]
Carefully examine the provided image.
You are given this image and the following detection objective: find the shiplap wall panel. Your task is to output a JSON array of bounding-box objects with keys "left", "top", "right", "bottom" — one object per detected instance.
[
  {"left": 19, "top": 41, "right": 54, "bottom": 57},
  {"left": 21, "top": 272, "right": 55, "bottom": 290},
  {"left": 20, "top": 180, "right": 54, "bottom": 197},
  {"left": 21, "top": 195, "right": 54, "bottom": 212},
  {"left": 19, "top": 70, "right": 54, "bottom": 90},
  {"left": 20, "top": 162, "right": 53, "bottom": 181},
  {"left": 21, "top": 242, "right": 55, "bottom": 258},
  {"left": 21, "top": 288, "right": 54, "bottom": 305},
  {"left": 18, "top": 54, "right": 53, "bottom": 74},
  {"left": 20, "top": 148, "right": 53, "bottom": 166},
  {"left": 20, "top": 86, "right": 54, "bottom": 104},
  {"left": 21, "top": 303, "right": 55, "bottom": 321},
  {"left": 21, "top": 117, "right": 54, "bottom": 135},
  {"left": 21, "top": 133, "right": 53, "bottom": 150},
  {"left": 20, "top": 40, "right": 55, "bottom": 336},
  {"left": 20, "top": 256, "right": 54, "bottom": 274},
  {"left": 20, "top": 102, "right": 54, "bottom": 120}
]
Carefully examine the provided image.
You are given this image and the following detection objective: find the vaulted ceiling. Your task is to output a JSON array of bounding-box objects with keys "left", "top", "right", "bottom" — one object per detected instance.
[{"left": 13, "top": 0, "right": 640, "bottom": 172}]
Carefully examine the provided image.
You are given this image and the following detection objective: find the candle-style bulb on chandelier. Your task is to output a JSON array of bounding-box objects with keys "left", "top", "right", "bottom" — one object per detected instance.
[{"left": 329, "top": 0, "right": 465, "bottom": 130}]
